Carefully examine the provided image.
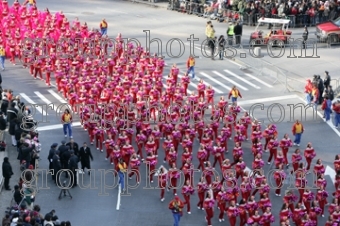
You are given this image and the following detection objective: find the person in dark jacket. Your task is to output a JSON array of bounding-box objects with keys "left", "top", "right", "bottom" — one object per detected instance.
[
  {"left": 302, "top": 26, "right": 308, "bottom": 49},
  {"left": 68, "top": 150, "right": 79, "bottom": 188},
  {"left": 61, "top": 147, "right": 71, "bottom": 178},
  {"left": 2, "top": 157, "right": 13, "bottom": 190},
  {"left": 66, "top": 139, "right": 79, "bottom": 157},
  {"left": 58, "top": 140, "right": 68, "bottom": 167},
  {"left": 47, "top": 143, "right": 58, "bottom": 171},
  {"left": 52, "top": 151, "right": 62, "bottom": 186},
  {"left": 13, "top": 185, "right": 23, "bottom": 204},
  {"left": 233, "top": 21, "right": 242, "bottom": 46},
  {"left": 79, "top": 142, "right": 93, "bottom": 175},
  {"left": 8, "top": 118, "right": 18, "bottom": 146},
  {"left": 20, "top": 143, "right": 33, "bottom": 169},
  {"left": 323, "top": 71, "right": 331, "bottom": 90},
  {"left": 317, "top": 75, "right": 324, "bottom": 104},
  {"left": 0, "top": 95, "right": 8, "bottom": 116},
  {"left": 208, "top": 36, "right": 216, "bottom": 60},
  {"left": 6, "top": 102, "right": 18, "bottom": 123},
  {"left": 0, "top": 111, "right": 6, "bottom": 142}
]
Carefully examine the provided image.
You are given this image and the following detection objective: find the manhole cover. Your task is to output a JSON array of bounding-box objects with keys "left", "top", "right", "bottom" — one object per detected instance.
[{"left": 82, "top": 12, "right": 95, "bottom": 15}]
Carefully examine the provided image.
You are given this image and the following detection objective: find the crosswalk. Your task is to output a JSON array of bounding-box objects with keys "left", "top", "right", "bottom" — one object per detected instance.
[
  {"left": 163, "top": 65, "right": 274, "bottom": 95},
  {"left": 19, "top": 89, "right": 69, "bottom": 120}
]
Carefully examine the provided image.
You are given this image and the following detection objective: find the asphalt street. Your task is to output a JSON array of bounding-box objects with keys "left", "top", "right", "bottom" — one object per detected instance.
[{"left": 0, "top": 0, "right": 339, "bottom": 225}]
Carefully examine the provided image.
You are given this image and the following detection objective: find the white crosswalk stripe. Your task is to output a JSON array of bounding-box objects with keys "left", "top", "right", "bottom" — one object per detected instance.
[
  {"left": 224, "top": 69, "right": 261, "bottom": 89},
  {"left": 197, "top": 73, "right": 224, "bottom": 94},
  {"left": 244, "top": 73, "right": 273, "bottom": 88},
  {"left": 212, "top": 71, "right": 248, "bottom": 91},
  {"left": 48, "top": 90, "right": 67, "bottom": 103},
  {"left": 20, "top": 93, "right": 46, "bottom": 114},
  {"left": 199, "top": 72, "right": 231, "bottom": 92}
]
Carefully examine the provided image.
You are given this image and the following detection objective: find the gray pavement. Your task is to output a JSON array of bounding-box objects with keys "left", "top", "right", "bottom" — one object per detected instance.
[{"left": 0, "top": 0, "right": 339, "bottom": 225}]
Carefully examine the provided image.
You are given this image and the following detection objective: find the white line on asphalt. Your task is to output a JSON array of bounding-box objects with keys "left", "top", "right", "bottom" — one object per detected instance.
[
  {"left": 228, "top": 59, "right": 243, "bottom": 67},
  {"left": 199, "top": 72, "right": 231, "bottom": 92},
  {"left": 212, "top": 71, "right": 248, "bottom": 91},
  {"left": 47, "top": 90, "right": 67, "bottom": 104},
  {"left": 37, "top": 122, "right": 82, "bottom": 131},
  {"left": 244, "top": 73, "right": 273, "bottom": 88},
  {"left": 325, "top": 165, "right": 336, "bottom": 184},
  {"left": 116, "top": 185, "right": 121, "bottom": 210},
  {"left": 297, "top": 96, "right": 340, "bottom": 137},
  {"left": 224, "top": 69, "right": 259, "bottom": 90},
  {"left": 237, "top": 95, "right": 298, "bottom": 105},
  {"left": 20, "top": 93, "right": 45, "bottom": 114},
  {"left": 197, "top": 77, "right": 224, "bottom": 94},
  {"left": 34, "top": 92, "right": 52, "bottom": 104}
]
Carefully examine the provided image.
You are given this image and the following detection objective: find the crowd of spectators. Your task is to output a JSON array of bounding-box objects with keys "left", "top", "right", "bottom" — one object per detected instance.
[
  {"left": 170, "top": 0, "right": 340, "bottom": 27},
  {"left": 0, "top": 85, "right": 70, "bottom": 225}
]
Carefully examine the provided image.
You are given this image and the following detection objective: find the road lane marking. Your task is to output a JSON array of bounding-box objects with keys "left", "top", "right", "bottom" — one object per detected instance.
[
  {"left": 212, "top": 71, "right": 248, "bottom": 91},
  {"left": 200, "top": 72, "right": 231, "bottom": 92},
  {"left": 48, "top": 90, "right": 67, "bottom": 104},
  {"left": 224, "top": 70, "right": 260, "bottom": 89},
  {"left": 20, "top": 93, "right": 45, "bottom": 114},
  {"left": 244, "top": 73, "right": 273, "bottom": 88}
]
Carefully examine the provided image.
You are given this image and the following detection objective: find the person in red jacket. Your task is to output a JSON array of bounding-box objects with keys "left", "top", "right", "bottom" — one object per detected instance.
[
  {"left": 61, "top": 109, "right": 73, "bottom": 138},
  {"left": 186, "top": 55, "right": 195, "bottom": 79},
  {"left": 100, "top": 18, "right": 108, "bottom": 36},
  {"left": 228, "top": 86, "right": 242, "bottom": 103},
  {"left": 168, "top": 196, "right": 184, "bottom": 226}
]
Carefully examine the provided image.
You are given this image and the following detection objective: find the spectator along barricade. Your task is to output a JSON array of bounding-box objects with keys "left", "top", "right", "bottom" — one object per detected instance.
[{"left": 167, "top": 0, "right": 340, "bottom": 28}]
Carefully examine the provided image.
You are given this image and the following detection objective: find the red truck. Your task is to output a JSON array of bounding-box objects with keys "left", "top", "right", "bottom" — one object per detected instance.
[{"left": 315, "top": 17, "right": 340, "bottom": 44}]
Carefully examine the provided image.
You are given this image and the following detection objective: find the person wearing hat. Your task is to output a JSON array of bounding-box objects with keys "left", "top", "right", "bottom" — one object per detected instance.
[
  {"left": 48, "top": 143, "right": 58, "bottom": 171},
  {"left": 68, "top": 150, "right": 79, "bottom": 188},
  {"left": 66, "top": 139, "right": 79, "bottom": 158},
  {"left": 0, "top": 111, "right": 6, "bottom": 142},
  {"left": 2, "top": 157, "right": 13, "bottom": 190},
  {"left": 168, "top": 196, "right": 184, "bottom": 226}
]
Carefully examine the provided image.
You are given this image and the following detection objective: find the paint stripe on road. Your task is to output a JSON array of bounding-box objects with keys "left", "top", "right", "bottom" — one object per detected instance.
[
  {"left": 37, "top": 122, "right": 82, "bottom": 131},
  {"left": 237, "top": 95, "right": 298, "bottom": 106},
  {"left": 20, "top": 93, "right": 46, "bottom": 115}
]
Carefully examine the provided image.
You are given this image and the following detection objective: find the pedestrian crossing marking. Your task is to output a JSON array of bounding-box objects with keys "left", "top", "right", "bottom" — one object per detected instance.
[
  {"left": 199, "top": 72, "right": 231, "bottom": 92},
  {"left": 212, "top": 71, "right": 248, "bottom": 91},
  {"left": 244, "top": 73, "right": 273, "bottom": 88},
  {"left": 197, "top": 73, "right": 224, "bottom": 94},
  {"left": 34, "top": 91, "right": 52, "bottom": 105},
  {"left": 47, "top": 90, "right": 67, "bottom": 103},
  {"left": 20, "top": 93, "right": 46, "bottom": 115},
  {"left": 224, "top": 70, "right": 261, "bottom": 90}
]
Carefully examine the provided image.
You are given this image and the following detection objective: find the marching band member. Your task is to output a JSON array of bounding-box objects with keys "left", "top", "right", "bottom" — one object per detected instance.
[
  {"left": 216, "top": 186, "right": 227, "bottom": 222},
  {"left": 226, "top": 200, "right": 239, "bottom": 226},
  {"left": 168, "top": 163, "right": 179, "bottom": 195},
  {"left": 240, "top": 112, "right": 251, "bottom": 140},
  {"left": 128, "top": 153, "right": 141, "bottom": 184},
  {"left": 181, "top": 179, "right": 194, "bottom": 214},
  {"left": 314, "top": 159, "right": 326, "bottom": 178},
  {"left": 260, "top": 207, "right": 275, "bottom": 226},
  {"left": 303, "top": 189, "right": 314, "bottom": 213},
  {"left": 291, "top": 148, "right": 302, "bottom": 173},
  {"left": 267, "top": 135, "right": 279, "bottom": 164},
  {"left": 274, "top": 164, "right": 286, "bottom": 197},
  {"left": 203, "top": 190, "right": 215, "bottom": 226},
  {"left": 280, "top": 133, "right": 293, "bottom": 166},
  {"left": 247, "top": 210, "right": 261, "bottom": 225},
  {"left": 316, "top": 186, "right": 328, "bottom": 217},
  {"left": 197, "top": 177, "right": 209, "bottom": 210},
  {"left": 145, "top": 152, "right": 157, "bottom": 183},
  {"left": 304, "top": 142, "right": 316, "bottom": 171},
  {"left": 158, "top": 166, "right": 167, "bottom": 202}
]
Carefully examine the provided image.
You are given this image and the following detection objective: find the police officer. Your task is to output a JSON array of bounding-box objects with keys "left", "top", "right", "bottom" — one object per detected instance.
[
  {"left": 68, "top": 150, "right": 79, "bottom": 188},
  {"left": 52, "top": 151, "right": 61, "bottom": 186},
  {"left": 226, "top": 22, "right": 235, "bottom": 46},
  {"left": 47, "top": 143, "right": 58, "bottom": 172}
]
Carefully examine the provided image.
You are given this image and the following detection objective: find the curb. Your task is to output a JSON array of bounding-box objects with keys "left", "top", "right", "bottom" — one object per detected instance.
[{"left": 121, "top": 0, "right": 168, "bottom": 8}]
